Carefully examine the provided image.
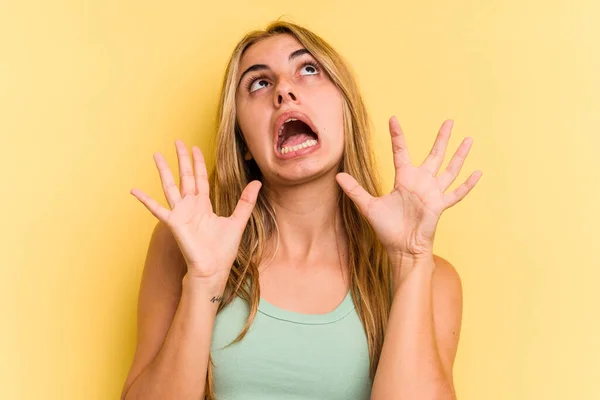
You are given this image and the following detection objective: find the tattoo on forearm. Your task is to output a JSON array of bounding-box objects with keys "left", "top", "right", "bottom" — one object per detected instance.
[{"left": 210, "top": 295, "right": 223, "bottom": 303}]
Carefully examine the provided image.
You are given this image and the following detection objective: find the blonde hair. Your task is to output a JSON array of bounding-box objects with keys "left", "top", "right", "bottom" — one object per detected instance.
[{"left": 206, "top": 20, "right": 393, "bottom": 399}]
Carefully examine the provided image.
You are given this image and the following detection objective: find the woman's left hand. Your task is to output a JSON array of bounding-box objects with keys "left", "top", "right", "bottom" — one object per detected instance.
[{"left": 336, "top": 116, "right": 482, "bottom": 258}]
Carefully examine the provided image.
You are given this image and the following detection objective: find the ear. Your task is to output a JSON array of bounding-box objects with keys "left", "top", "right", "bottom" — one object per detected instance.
[{"left": 244, "top": 149, "right": 253, "bottom": 160}]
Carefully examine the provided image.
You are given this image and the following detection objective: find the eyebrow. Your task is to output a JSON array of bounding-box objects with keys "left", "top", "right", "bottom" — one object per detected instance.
[{"left": 237, "top": 48, "right": 311, "bottom": 88}]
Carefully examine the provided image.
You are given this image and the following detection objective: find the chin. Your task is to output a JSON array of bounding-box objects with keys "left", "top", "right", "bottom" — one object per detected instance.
[{"left": 273, "top": 158, "right": 342, "bottom": 185}]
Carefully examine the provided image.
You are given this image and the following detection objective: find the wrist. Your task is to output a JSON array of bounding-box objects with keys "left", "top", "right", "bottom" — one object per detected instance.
[
  {"left": 182, "top": 273, "right": 227, "bottom": 298},
  {"left": 388, "top": 251, "right": 435, "bottom": 292},
  {"left": 387, "top": 250, "right": 435, "bottom": 268}
]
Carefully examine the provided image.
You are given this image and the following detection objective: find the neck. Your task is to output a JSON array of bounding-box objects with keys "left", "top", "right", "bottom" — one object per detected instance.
[{"left": 261, "top": 175, "right": 347, "bottom": 268}]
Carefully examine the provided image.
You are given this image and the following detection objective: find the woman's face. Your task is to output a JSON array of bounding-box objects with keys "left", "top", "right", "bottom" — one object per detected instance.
[{"left": 235, "top": 34, "right": 345, "bottom": 185}]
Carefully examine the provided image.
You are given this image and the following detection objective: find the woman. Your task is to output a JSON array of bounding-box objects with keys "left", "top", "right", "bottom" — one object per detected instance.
[{"left": 121, "top": 20, "right": 481, "bottom": 400}]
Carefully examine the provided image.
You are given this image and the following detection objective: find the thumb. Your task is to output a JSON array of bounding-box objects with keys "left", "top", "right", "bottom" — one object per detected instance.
[
  {"left": 335, "top": 172, "right": 374, "bottom": 217},
  {"left": 230, "top": 180, "right": 262, "bottom": 228}
]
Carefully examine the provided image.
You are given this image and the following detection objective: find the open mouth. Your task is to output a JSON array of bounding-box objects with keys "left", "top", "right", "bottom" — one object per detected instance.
[{"left": 277, "top": 119, "right": 319, "bottom": 155}]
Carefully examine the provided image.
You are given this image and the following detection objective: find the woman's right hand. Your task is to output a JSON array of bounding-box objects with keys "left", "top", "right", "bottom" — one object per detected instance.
[{"left": 130, "top": 140, "right": 262, "bottom": 287}]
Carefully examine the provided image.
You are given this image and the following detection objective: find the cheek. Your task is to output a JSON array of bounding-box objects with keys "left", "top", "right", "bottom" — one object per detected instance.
[
  {"left": 315, "top": 88, "right": 344, "bottom": 140},
  {"left": 237, "top": 99, "right": 258, "bottom": 131}
]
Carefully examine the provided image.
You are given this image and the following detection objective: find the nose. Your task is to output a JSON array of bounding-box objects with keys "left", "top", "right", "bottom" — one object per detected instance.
[{"left": 273, "top": 79, "right": 298, "bottom": 107}]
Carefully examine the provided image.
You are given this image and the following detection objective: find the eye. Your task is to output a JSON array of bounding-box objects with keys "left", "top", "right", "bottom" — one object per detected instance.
[
  {"left": 300, "top": 61, "right": 320, "bottom": 76},
  {"left": 248, "top": 78, "right": 270, "bottom": 93}
]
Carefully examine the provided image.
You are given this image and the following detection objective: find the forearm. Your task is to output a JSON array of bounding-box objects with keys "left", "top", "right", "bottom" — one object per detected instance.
[
  {"left": 124, "top": 274, "right": 223, "bottom": 400},
  {"left": 371, "top": 254, "right": 454, "bottom": 400}
]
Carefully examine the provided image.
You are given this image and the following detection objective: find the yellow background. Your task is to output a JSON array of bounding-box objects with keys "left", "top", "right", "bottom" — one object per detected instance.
[{"left": 2, "top": 0, "right": 598, "bottom": 398}]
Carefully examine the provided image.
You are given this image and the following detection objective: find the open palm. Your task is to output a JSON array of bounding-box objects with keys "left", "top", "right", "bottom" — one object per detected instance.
[
  {"left": 130, "top": 140, "right": 262, "bottom": 282},
  {"left": 336, "top": 116, "right": 482, "bottom": 256}
]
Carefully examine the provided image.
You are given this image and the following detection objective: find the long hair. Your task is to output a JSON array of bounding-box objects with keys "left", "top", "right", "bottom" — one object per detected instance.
[{"left": 205, "top": 20, "right": 393, "bottom": 399}]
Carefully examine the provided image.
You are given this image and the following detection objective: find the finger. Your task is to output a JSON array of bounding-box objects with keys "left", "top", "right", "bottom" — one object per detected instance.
[
  {"left": 389, "top": 115, "right": 412, "bottom": 170},
  {"left": 130, "top": 188, "right": 170, "bottom": 221},
  {"left": 192, "top": 146, "right": 210, "bottom": 198},
  {"left": 335, "top": 172, "right": 375, "bottom": 217},
  {"left": 422, "top": 119, "right": 453, "bottom": 175},
  {"left": 154, "top": 152, "right": 182, "bottom": 209},
  {"left": 175, "top": 140, "right": 195, "bottom": 198},
  {"left": 442, "top": 170, "right": 482, "bottom": 209},
  {"left": 437, "top": 137, "right": 473, "bottom": 192},
  {"left": 230, "top": 180, "right": 262, "bottom": 229}
]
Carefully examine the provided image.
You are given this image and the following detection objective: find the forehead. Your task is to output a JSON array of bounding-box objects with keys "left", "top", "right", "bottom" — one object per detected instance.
[{"left": 238, "top": 34, "right": 304, "bottom": 71}]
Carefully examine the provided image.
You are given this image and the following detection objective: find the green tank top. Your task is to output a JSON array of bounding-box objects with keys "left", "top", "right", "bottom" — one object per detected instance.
[{"left": 210, "top": 290, "right": 373, "bottom": 399}]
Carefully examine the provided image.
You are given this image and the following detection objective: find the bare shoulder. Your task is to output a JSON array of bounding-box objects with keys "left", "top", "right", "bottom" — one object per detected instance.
[
  {"left": 431, "top": 254, "right": 463, "bottom": 390},
  {"left": 432, "top": 254, "right": 463, "bottom": 294},
  {"left": 138, "top": 221, "right": 187, "bottom": 303},
  {"left": 431, "top": 254, "right": 463, "bottom": 325},
  {"left": 142, "top": 220, "right": 187, "bottom": 294},
  {"left": 120, "top": 221, "right": 187, "bottom": 398}
]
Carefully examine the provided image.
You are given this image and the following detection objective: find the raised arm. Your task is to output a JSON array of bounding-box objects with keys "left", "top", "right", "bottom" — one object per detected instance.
[
  {"left": 120, "top": 221, "right": 223, "bottom": 399},
  {"left": 121, "top": 141, "right": 261, "bottom": 399}
]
